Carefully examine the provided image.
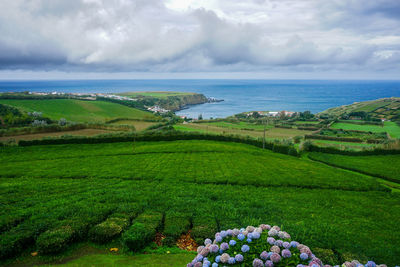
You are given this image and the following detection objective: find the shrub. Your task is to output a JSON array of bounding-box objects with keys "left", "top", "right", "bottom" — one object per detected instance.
[
  {"left": 36, "top": 226, "right": 74, "bottom": 254},
  {"left": 187, "top": 224, "right": 388, "bottom": 267},
  {"left": 122, "top": 212, "right": 162, "bottom": 251},
  {"left": 89, "top": 215, "right": 130, "bottom": 243},
  {"left": 163, "top": 213, "right": 191, "bottom": 246},
  {"left": 191, "top": 217, "right": 218, "bottom": 245}
]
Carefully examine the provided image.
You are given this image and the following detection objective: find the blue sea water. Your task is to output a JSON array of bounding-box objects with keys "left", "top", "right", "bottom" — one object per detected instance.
[{"left": 0, "top": 79, "right": 399, "bottom": 119}]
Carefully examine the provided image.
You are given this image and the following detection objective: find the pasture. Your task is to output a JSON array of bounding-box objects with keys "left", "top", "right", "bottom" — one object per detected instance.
[
  {"left": 330, "top": 121, "right": 400, "bottom": 138},
  {"left": 1, "top": 140, "right": 400, "bottom": 265},
  {"left": 173, "top": 123, "right": 312, "bottom": 139},
  {"left": 109, "top": 120, "right": 158, "bottom": 131},
  {"left": 0, "top": 99, "right": 157, "bottom": 123},
  {"left": 0, "top": 129, "right": 119, "bottom": 142}
]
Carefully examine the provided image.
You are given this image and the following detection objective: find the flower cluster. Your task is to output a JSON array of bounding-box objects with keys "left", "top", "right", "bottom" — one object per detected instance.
[{"left": 187, "top": 224, "right": 390, "bottom": 267}]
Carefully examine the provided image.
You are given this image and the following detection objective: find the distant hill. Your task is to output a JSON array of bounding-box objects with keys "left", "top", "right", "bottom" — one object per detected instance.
[
  {"left": 318, "top": 97, "right": 400, "bottom": 121},
  {"left": 0, "top": 99, "right": 158, "bottom": 123},
  {"left": 117, "top": 91, "right": 209, "bottom": 111}
]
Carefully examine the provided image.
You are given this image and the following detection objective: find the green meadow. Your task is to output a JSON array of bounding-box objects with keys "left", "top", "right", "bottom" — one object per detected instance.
[
  {"left": 1, "top": 140, "right": 400, "bottom": 266},
  {"left": 0, "top": 99, "right": 157, "bottom": 123},
  {"left": 330, "top": 121, "right": 400, "bottom": 138}
]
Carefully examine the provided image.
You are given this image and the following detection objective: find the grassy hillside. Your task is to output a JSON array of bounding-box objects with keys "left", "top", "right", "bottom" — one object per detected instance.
[
  {"left": 0, "top": 99, "right": 157, "bottom": 123},
  {"left": 319, "top": 97, "right": 400, "bottom": 121},
  {"left": 1, "top": 141, "right": 400, "bottom": 265}
]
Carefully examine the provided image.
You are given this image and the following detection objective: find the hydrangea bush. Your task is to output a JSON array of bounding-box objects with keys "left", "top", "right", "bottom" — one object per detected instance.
[{"left": 187, "top": 224, "right": 389, "bottom": 267}]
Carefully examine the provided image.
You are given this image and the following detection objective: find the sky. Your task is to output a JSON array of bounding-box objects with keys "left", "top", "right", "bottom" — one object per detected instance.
[{"left": 0, "top": 0, "right": 399, "bottom": 80}]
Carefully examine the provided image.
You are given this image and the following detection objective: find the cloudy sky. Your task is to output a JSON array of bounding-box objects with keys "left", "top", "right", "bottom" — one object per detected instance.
[{"left": 0, "top": 0, "right": 399, "bottom": 79}]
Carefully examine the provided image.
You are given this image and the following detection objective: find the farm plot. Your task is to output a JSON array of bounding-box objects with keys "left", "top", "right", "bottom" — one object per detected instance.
[
  {"left": 1, "top": 141, "right": 400, "bottom": 265},
  {"left": 330, "top": 121, "right": 400, "bottom": 138}
]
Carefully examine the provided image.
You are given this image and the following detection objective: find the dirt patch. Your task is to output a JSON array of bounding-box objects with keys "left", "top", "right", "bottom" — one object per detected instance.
[{"left": 176, "top": 230, "right": 197, "bottom": 251}]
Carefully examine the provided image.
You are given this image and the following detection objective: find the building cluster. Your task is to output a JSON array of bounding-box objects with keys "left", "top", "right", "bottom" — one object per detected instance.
[
  {"left": 247, "top": 111, "right": 297, "bottom": 117},
  {"left": 147, "top": 105, "right": 169, "bottom": 113}
]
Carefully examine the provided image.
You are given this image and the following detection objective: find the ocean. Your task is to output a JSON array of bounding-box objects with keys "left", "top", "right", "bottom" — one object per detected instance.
[{"left": 0, "top": 79, "right": 399, "bottom": 119}]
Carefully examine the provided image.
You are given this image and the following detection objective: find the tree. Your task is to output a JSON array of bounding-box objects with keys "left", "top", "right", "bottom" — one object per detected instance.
[{"left": 198, "top": 114, "right": 203, "bottom": 120}]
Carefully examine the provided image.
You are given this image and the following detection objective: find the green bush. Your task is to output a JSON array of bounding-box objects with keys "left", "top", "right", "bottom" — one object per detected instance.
[
  {"left": 36, "top": 226, "right": 74, "bottom": 254},
  {"left": 122, "top": 212, "right": 162, "bottom": 251},
  {"left": 162, "top": 213, "right": 191, "bottom": 246},
  {"left": 191, "top": 216, "right": 218, "bottom": 244},
  {"left": 89, "top": 215, "right": 130, "bottom": 243},
  {"left": 0, "top": 228, "right": 35, "bottom": 259}
]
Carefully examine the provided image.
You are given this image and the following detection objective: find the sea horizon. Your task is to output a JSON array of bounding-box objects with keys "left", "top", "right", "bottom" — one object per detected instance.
[{"left": 1, "top": 79, "right": 400, "bottom": 118}]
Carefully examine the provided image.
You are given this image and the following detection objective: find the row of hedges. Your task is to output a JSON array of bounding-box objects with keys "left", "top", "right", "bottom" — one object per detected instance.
[
  {"left": 122, "top": 212, "right": 163, "bottom": 251},
  {"left": 306, "top": 143, "right": 400, "bottom": 156},
  {"left": 18, "top": 131, "right": 300, "bottom": 157},
  {"left": 297, "top": 126, "right": 320, "bottom": 131},
  {"left": 305, "top": 134, "right": 363, "bottom": 143},
  {"left": 338, "top": 120, "right": 383, "bottom": 126},
  {"left": 191, "top": 216, "right": 218, "bottom": 245},
  {"left": 275, "top": 125, "right": 293, "bottom": 129},
  {"left": 89, "top": 214, "right": 130, "bottom": 243},
  {"left": 162, "top": 212, "right": 191, "bottom": 246}
]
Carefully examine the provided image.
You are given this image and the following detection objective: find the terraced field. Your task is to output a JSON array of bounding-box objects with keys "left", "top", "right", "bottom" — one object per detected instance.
[
  {"left": 1, "top": 140, "right": 400, "bottom": 265},
  {"left": 0, "top": 99, "right": 157, "bottom": 122},
  {"left": 330, "top": 121, "right": 400, "bottom": 139}
]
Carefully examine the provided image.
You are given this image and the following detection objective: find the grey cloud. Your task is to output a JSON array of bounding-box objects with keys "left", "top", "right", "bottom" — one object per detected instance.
[{"left": 0, "top": 0, "right": 398, "bottom": 75}]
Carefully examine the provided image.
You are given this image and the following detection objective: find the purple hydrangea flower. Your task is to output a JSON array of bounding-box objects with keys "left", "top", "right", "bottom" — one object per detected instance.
[
  {"left": 248, "top": 232, "right": 253, "bottom": 239},
  {"left": 215, "top": 256, "right": 220, "bottom": 263},
  {"left": 260, "top": 251, "right": 269, "bottom": 260},
  {"left": 215, "top": 236, "right": 222, "bottom": 243},
  {"left": 235, "top": 254, "right": 244, "bottom": 262},
  {"left": 237, "top": 233, "right": 245, "bottom": 241},
  {"left": 209, "top": 244, "right": 219, "bottom": 253},
  {"left": 247, "top": 238, "right": 252, "bottom": 243},
  {"left": 203, "top": 260, "right": 211, "bottom": 266},
  {"left": 241, "top": 244, "right": 250, "bottom": 253},
  {"left": 300, "top": 252, "right": 308, "bottom": 260},
  {"left": 253, "top": 259, "right": 264, "bottom": 267},
  {"left": 265, "top": 260, "right": 274, "bottom": 267},
  {"left": 194, "top": 262, "right": 202, "bottom": 267},
  {"left": 197, "top": 246, "right": 205, "bottom": 254},
  {"left": 204, "top": 239, "right": 212, "bottom": 245},
  {"left": 228, "top": 257, "right": 236, "bottom": 264},
  {"left": 220, "top": 242, "right": 229, "bottom": 251},
  {"left": 267, "top": 237, "right": 276, "bottom": 245},
  {"left": 227, "top": 230, "right": 233, "bottom": 236},
  {"left": 212, "top": 263, "right": 218, "bottom": 267},
  {"left": 274, "top": 240, "right": 283, "bottom": 247},
  {"left": 270, "top": 253, "right": 281, "bottom": 263},
  {"left": 282, "top": 241, "right": 290, "bottom": 249},
  {"left": 268, "top": 229, "right": 278, "bottom": 236},
  {"left": 365, "top": 261, "right": 376, "bottom": 267},
  {"left": 196, "top": 255, "right": 204, "bottom": 262},
  {"left": 282, "top": 249, "right": 292, "bottom": 258},
  {"left": 229, "top": 240, "right": 236, "bottom": 246}
]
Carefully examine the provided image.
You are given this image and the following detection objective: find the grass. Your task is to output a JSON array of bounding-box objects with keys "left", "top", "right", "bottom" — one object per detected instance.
[
  {"left": 308, "top": 152, "right": 400, "bottom": 183},
  {"left": 293, "top": 121, "right": 320, "bottom": 125},
  {"left": 174, "top": 123, "right": 312, "bottom": 139},
  {"left": 1, "top": 141, "right": 400, "bottom": 265},
  {"left": 0, "top": 129, "right": 118, "bottom": 142},
  {"left": 0, "top": 99, "right": 157, "bottom": 123},
  {"left": 331, "top": 121, "right": 400, "bottom": 138},
  {"left": 41, "top": 252, "right": 195, "bottom": 267},
  {"left": 205, "top": 121, "right": 273, "bottom": 131},
  {"left": 110, "top": 120, "right": 158, "bottom": 131},
  {"left": 312, "top": 140, "right": 381, "bottom": 150}
]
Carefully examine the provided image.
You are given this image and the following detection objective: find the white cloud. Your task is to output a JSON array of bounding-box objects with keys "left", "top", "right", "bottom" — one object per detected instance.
[{"left": 0, "top": 0, "right": 399, "bottom": 78}]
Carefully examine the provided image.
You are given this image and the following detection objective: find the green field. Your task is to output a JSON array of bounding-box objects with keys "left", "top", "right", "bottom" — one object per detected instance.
[
  {"left": 110, "top": 120, "right": 158, "bottom": 131},
  {"left": 0, "top": 99, "right": 157, "bottom": 123},
  {"left": 331, "top": 121, "right": 400, "bottom": 138},
  {"left": 1, "top": 140, "right": 400, "bottom": 265},
  {"left": 293, "top": 121, "right": 320, "bottom": 125},
  {"left": 205, "top": 121, "right": 273, "bottom": 130},
  {"left": 174, "top": 123, "right": 312, "bottom": 139},
  {"left": 308, "top": 152, "right": 400, "bottom": 183},
  {"left": 311, "top": 140, "right": 381, "bottom": 150}
]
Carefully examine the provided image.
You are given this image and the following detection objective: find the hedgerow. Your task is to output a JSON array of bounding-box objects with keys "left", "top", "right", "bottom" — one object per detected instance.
[
  {"left": 89, "top": 214, "right": 130, "bottom": 243},
  {"left": 163, "top": 212, "right": 191, "bottom": 246},
  {"left": 36, "top": 226, "right": 74, "bottom": 254}
]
